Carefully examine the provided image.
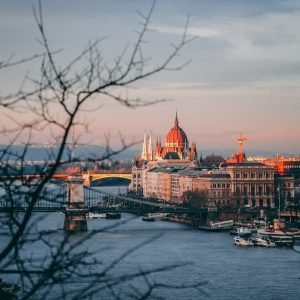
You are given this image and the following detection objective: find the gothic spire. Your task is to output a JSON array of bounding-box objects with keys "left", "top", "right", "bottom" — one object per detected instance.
[
  {"left": 141, "top": 132, "right": 148, "bottom": 160},
  {"left": 175, "top": 111, "right": 179, "bottom": 127},
  {"left": 148, "top": 132, "right": 153, "bottom": 160}
]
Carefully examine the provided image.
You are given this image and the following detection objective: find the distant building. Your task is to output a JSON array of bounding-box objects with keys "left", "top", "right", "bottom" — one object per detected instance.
[
  {"left": 201, "top": 154, "right": 225, "bottom": 168},
  {"left": 141, "top": 112, "right": 197, "bottom": 161},
  {"left": 142, "top": 162, "right": 277, "bottom": 208},
  {"left": 226, "top": 162, "right": 275, "bottom": 207},
  {"left": 131, "top": 112, "right": 198, "bottom": 193},
  {"left": 263, "top": 157, "right": 300, "bottom": 179},
  {"left": 275, "top": 175, "right": 295, "bottom": 209},
  {"left": 191, "top": 171, "right": 231, "bottom": 206},
  {"left": 130, "top": 158, "right": 145, "bottom": 193},
  {"left": 131, "top": 121, "right": 296, "bottom": 210}
]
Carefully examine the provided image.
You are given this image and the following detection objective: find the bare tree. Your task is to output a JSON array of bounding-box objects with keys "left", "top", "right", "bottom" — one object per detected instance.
[
  {"left": 0, "top": 1, "right": 205, "bottom": 299},
  {"left": 182, "top": 190, "right": 209, "bottom": 208}
]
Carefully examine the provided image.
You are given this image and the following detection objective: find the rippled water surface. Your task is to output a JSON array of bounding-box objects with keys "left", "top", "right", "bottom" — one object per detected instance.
[{"left": 1, "top": 185, "right": 300, "bottom": 299}]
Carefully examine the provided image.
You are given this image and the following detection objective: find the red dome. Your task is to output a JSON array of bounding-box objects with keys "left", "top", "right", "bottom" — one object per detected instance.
[{"left": 165, "top": 113, "right": 188, "bottom": 148}]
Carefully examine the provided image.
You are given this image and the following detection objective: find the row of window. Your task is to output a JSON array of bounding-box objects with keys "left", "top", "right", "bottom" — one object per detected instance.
[
  {"left": 212, "top": 191, "right": 230, "bottom": 197},
  {"left": 211, "top": 183, "right": 230, "bottom": 189},
  {"left": 241, "top": 198, "right": 272, "bottom": 207},
  {"left": 235, "top": 185, "right": 272, "bottom": 195},
  {"left": 235, "top": 172, "right": 272, "bottom": 179}
]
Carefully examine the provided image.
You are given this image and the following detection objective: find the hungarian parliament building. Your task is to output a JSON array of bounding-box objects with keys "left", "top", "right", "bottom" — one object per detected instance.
[{"left": 130, "top": 113, "right": 298, "bottom": 209}]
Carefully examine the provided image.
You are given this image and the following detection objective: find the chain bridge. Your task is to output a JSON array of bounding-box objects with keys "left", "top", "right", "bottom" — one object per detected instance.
[{"left": 0, "top": 185, "right": 205, "bottom": 214}]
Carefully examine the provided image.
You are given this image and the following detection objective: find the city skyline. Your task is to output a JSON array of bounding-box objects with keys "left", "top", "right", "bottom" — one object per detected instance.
[{"left": 0, "top": 0, "right": 300, "bottom": 153}]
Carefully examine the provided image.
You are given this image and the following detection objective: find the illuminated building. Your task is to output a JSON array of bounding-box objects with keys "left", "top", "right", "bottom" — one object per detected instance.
[
  {"left": 141, "top": 112, "right": 197, "bottom": 161},
  {"left": 263, "top": 157, "right": 300, "bottom": 179},
  {"left": 131, "top": 112, "right": 197, "bottom": 193}
]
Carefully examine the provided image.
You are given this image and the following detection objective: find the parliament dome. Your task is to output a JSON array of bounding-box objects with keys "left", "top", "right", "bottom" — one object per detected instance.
[{"left": 165, "top": 113, "right": 188, "bottom": 148}]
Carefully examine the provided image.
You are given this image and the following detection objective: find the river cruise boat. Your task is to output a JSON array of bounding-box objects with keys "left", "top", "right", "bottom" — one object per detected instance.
[
  {"left": 257, "top": 229, "right": 293, "bottom": 247},
  {"left": 253, "top": 235, "right": 276, "bottom": 247},
  {"left": 233, "top": 237, "right": 254, "bottom": 246}
]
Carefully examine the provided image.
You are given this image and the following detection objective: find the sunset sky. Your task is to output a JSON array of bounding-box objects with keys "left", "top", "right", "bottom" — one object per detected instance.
[{"left": 1, "top": 0, "right": 300, "bottom": 154}]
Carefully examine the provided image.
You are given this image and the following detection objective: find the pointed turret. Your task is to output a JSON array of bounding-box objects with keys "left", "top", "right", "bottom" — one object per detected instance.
[
  {"left": 189, "top": 141, "right": 197, "bottom": 161},
  {"left": 141, "top": 132, "right": 148, "bottom": 160},
  {"left": 175, "top": 111, "right": 179, "bottom": 127},
  {"left": 155, "top": 137, "right": 160, "bottom": 154},
  {"left": 148, "top": 132, "right": 153, "bottom": 160}
]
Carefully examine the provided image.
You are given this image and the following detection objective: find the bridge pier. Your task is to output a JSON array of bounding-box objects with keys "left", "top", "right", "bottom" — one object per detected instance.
[{"left": 64, "top": 175, "right": 88, "bottom": 232}]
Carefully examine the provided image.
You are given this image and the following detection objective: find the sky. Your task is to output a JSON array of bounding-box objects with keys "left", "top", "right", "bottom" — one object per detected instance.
[{"left": 0, "top": 0, "right": 300, "bottom": 155}]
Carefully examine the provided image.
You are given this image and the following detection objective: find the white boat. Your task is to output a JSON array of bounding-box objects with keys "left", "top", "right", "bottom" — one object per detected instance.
[
  {"left": 233, "top": 236, "right": 254, "bottom": 246},
  {"left": 199, "top": 220, "right": 234, "bottom": 231},
  {"left": 88, "top": 212, "right": 106, "bottom": 219},
  {"left": 230, "top": 227, "right": 252, "bottom": 237},
  {"left": 257, "top": 229, "right": 294, "bottom": 247},
  {"left": 254, "top": 235, "right": 276, "bottom": 247}
]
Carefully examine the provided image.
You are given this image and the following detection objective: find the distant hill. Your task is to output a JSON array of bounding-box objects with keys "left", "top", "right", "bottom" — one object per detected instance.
[
  {"left": 0, "top": 144, "right": 138, "bottom": 161},
  {"left": 0, "top": 144, "right": 295, "bottom": 162}
]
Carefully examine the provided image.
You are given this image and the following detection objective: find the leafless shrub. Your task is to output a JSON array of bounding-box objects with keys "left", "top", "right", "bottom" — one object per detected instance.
[{"left": 0, "top": 1, "right": 203, "bottom": 299}]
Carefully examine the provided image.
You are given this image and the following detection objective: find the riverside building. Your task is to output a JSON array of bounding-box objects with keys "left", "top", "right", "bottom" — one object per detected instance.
[
  {"left": 130, "top": 113, "right": 197, "bottom": 193},
  {"left": 130, "top": 115, "right": 294, "bottom": 209}
]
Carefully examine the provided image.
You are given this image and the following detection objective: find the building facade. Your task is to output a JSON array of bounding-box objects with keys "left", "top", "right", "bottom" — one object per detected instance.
[
  {"left": 141, "top": 162, "right": 280, "bottom": 208},
  {"left": 226, "top": 162, "right": 275, "bottom": 207},
  {"left": 141, "top": 113, "right": 197, "bottom": 161},
  {"left": 131, "top": 112, "right": 197, "bottom": 194},
  {"left": 131, "top": 117, "right": 295, "bottom": 210}
]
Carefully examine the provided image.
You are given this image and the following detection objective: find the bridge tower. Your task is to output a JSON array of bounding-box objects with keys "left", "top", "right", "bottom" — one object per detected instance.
[{"left": 64, "top": 175, "right": 88, "bottom": 232}]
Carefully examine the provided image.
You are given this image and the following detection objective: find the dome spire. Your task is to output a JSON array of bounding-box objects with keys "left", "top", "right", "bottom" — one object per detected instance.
[{"left": 175, "top": 111, "right": 179, "bottom": 127}]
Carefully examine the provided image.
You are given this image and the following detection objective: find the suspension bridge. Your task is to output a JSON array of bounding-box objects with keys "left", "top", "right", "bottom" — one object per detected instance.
[{"left": 0, "top": 185, "right": 205, "bottom": 214}]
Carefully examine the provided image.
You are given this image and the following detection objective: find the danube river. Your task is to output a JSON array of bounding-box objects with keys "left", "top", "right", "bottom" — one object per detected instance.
[
  {"left": 14, "top": 211, "right": 300, "bottom": 299},
  {"left": 1, "top": 185, "right": 300, "bottom": 299}
]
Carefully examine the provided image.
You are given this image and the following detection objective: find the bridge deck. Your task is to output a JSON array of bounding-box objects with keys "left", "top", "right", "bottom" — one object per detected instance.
[
  {"left": 87, "top": 187, "right": 172, "bottom": 208},
  {"left": 0, "top": 207, "right": 205, "bottom": 214},
  {"left": 0, "top": 186, "right": 206, "bottom": 214}
]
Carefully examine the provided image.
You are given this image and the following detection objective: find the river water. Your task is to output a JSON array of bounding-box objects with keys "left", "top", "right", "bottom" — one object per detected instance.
[{"left": 1, "top": 185, "right": 300, "bottom": 299}]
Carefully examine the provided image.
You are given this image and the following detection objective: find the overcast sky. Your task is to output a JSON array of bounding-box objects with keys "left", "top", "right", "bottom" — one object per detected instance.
[{"left": 1, "top": 0, "right": 300, "bottom": 155}]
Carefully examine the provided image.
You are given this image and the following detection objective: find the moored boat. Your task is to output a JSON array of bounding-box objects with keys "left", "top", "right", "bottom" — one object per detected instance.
[
  {"left": 106, "top": 212, "right": 121, "bottom": 219},
  {"left": 88, "top": 212, "right": 106, "bottom": 219},
  {"left": 254, "top": 235, "right": 276, "bottom": 247},
  {"left": 257, "top": 229, "right": 293, "bottom": 247},
  {"left": 230, "top": 227, "right": 252, "bottom": 237},
  {"left": 199, "top": 220, "right": 234, "bottom": 232},
  {"left": 233, "top": 236, "right": 254, "bottom": 246}
]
